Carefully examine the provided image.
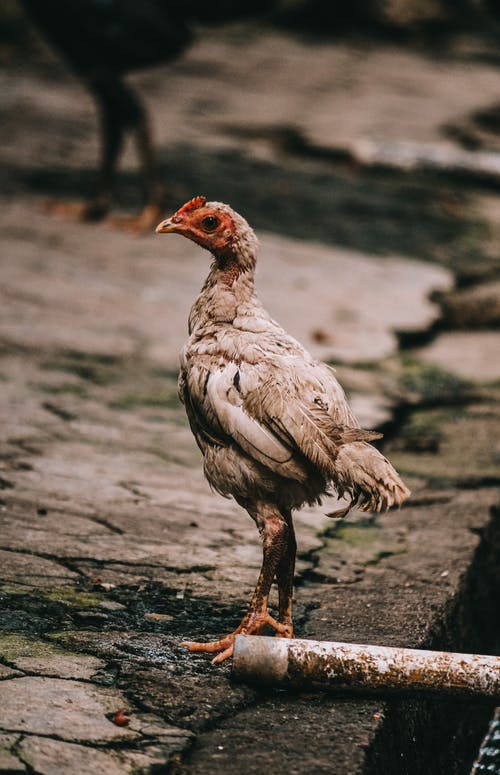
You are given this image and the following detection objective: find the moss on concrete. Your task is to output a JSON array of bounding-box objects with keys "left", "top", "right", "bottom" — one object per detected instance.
[
  {"left": 0, "top": 583, "right": 35, "bottom": 596},
  {"left": 399, "top": 358, "right": 475, "bottom": 404},
  {"left": 39, "top": 587, "right": 103, "bottom": 608},
  {"left": 41, "top": 352, "right": 122, "bottom": 386},
  {"left": 0, "top": 633, "right": 70, "bottom": 661},
  {"left": 34, "top": 382, "right": 89, "bottom": 397},
  {"left": 387, "top": 405, "right": 500, "bottom": 483},
  {"left": 109, "top": 390, "right": 179, "bottom": 411},
  {"left": 398, "top": 413, "right": 443, "bottom": 453},
  {"left": 329, "top": 521, "right": 380, "bottom": 546}
]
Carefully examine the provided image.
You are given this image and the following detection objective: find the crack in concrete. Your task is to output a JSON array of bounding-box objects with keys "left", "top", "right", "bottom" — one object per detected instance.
[
  {"left": 11, "top": 735, "right": 29, "bottom": 774},
  {"left": 118, "top": 481, "right": 152, "bottom": 500},
  {"left": 76, "top": 558, "right": 217, "bottom": 573},
  {"left": 84, "top": 515, "right": 124, "bottom": 536}
]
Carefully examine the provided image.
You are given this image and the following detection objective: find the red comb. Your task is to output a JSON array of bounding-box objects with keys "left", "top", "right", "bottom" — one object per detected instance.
[{"left": 175, "top": 196, "right": 207, "bottom": 216}]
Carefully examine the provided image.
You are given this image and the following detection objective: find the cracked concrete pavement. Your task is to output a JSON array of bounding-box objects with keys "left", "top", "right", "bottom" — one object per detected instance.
[{"left": 1, "top": 18, "right": 500, "bottom": 775}]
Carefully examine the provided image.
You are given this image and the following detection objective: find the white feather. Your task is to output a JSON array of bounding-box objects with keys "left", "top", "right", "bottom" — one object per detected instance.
[{"left": 205, "top": 366, "right": 307, "bottom": 481}]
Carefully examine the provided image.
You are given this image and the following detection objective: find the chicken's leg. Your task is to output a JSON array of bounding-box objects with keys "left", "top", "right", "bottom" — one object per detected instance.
[
  {"left": 43, "top": 73, "right": 129, "bottom": 222},
  {"left": 95, "top": 74, "right": 166, "bottom": 231},
  {"left": 43, "top": 73, "right": 164, "bottom": 230},
  {"left": 181, "top": 505, "right": 293, "bottom": 663},
  {"left": 105, "top": 96, "right": 166, "bottom": 232},
  {"left": 276, "top": 509, "right": 296, "bottom": 638},
  {"left": 126, "top": 112, "right": 166, "bottom": 232}
]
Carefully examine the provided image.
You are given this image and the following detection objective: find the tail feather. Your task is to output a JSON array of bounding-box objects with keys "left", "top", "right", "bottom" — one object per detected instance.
[{"left": 331, "top": 442, "right": 410, "bottom": 514}]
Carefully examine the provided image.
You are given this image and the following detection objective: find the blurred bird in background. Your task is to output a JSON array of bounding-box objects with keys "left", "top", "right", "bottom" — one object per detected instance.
[{"left": 19, "top": 0, "right": 272, "bottom": 230}]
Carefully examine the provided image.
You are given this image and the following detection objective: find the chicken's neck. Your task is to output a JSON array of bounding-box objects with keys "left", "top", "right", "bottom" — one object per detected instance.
[{"left": 188, "top": 247, "right": 258, "bottom": 335}]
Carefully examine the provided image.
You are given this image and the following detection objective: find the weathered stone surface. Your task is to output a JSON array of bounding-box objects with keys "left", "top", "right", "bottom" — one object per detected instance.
[
  {"left": 0, "top": 677, "right": 137, "bottom": 742},
  {"left": 439, "top": 280, "right": 500, "bottom": 329},
  {"left": 19, "top": 737, "right": 127, "bottom": 775},
  {"left": 0, "top": 549, "right": 78, "bottom": 587},
  {"left": 18, "top": 736, "right": 172, "bottom": 775},
  {"left": 418, "top": 332, "right": 500, "bottom": 382},
  {"left": 387, "top": 405, "right": 500, "bottom": 484},
  {"left": 13, "top": 653, "right": 104, "bottom": 680},
  {"left": 308, "top": 489, "right": 498, "bottom": 616},
  {"left": 257, "top": 236, "right": 451, "bottom": 364}
]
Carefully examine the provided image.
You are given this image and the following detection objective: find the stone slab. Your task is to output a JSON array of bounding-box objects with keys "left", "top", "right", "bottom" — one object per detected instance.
[
  {"left": 18, "top": 736, "right": 179, "bottom": 775},
  {"left": 12, "top": 653, "right": 104, "bottom": 680},
  {"left": 440, "top": 280, "right": 500, "bottom": 329},
  {"left": 0, "top": 677, "right": 138, "bottom": 742},
  {"left": 418, "top": 332, "right": 500, "bottom": 382}
]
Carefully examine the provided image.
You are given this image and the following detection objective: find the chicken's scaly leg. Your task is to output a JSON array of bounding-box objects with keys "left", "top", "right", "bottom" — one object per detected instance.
[
  {"left": 106, "top": 104, "right": 166, "bottom": 232},
  {"left": 182, "top": 505, "right": 293, "bottom": 663},
  {"left": 129, "top": 112, "right": 166, "bottom": 231},
  {"left": 276, "top": 509, "right": 296, "bottom": 638},
  {"left": 44, "top": 73, "right": 164, "bottom": 230},
  {"left": 43, "top": 73, "right": 131, "bottom": 222}
]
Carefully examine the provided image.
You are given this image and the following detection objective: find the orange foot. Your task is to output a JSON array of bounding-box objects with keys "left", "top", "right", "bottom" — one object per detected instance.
[
  {"left": 181, "top": 609, "right": 293, "bottom": 664},
  {"left": 42, "top": 196, "right": 110, "bottom": 222}
]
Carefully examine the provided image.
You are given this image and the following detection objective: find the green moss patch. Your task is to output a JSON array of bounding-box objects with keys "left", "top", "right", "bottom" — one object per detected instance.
[
  {"left": 399, "top": 358, "right": 475, "bottom": 405},
  {"left": 0, "top": 633, "right": 70, "bottom": 661},
  {"left": 40, "top": 587, "right": 103, "bottom": 608}
]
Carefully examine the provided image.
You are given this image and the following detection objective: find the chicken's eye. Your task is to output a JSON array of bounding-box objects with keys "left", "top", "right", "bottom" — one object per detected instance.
[{"left": 202, "top": 215, "right": 219, "bottom": 232}]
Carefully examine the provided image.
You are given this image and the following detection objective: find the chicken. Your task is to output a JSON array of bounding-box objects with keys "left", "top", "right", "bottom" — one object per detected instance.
[{"left": 156, "top": 196, "right": 411, "bottom": 662}]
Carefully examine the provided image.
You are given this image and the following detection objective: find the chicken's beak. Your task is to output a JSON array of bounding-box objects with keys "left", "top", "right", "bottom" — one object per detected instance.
[{"left": 155, "top": 218, "right": 178, "bottom": 234}]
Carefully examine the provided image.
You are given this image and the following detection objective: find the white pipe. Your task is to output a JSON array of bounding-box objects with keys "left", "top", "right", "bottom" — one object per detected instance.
[{"left": 232, "top": 636, "right": 500, "bottom": 697}]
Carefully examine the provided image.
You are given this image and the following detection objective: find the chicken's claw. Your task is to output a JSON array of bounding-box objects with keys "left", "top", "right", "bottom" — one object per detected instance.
[
  {"left": 180, "top": 609, "right": 290, "bottom": 663},
  {"left": 274, "top": 623, "right": 294, "bottom": 639},
  {"left": 180, "top": 635, "right": 235, "bottom": 664},
  {"left": 212, "top": 644, "right": 236, "bottom": 664},
  {"left": 181, "top": 635, "right": 233, "bottom": 654}
]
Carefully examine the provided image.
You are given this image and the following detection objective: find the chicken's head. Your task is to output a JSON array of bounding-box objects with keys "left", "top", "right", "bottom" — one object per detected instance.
[{"left": 156, "top": 197, "right": 258, "bottom": 268}]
